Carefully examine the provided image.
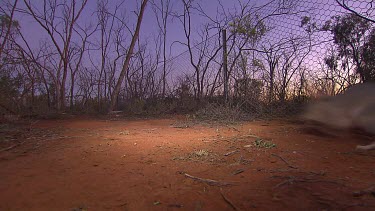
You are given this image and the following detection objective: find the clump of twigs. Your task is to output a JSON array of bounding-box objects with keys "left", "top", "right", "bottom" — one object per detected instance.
[
  {"left": 192, "top": 149, "right": 210, "bottom": 157},
  {"left": 173, "top": 149, "right": 222, "bottom": 163}
]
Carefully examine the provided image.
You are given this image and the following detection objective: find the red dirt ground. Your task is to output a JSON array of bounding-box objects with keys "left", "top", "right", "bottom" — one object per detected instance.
[{"left": 0, "top": 116, "right": 374, "bottom": 210}]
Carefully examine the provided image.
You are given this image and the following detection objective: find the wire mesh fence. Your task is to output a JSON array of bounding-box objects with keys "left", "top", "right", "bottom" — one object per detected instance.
[{"left": 156, "top": 0, "right": 375, "bottom": 115}]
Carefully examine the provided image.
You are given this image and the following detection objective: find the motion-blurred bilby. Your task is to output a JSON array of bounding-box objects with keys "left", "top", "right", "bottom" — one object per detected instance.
[{"left": 303, "top": 83, "right": 375, "bottom": 150}]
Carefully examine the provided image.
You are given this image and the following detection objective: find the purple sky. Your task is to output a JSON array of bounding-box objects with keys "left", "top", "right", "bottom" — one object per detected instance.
[
  {"left": 10, "top": 0, "right": 359, "bottom": 75},
  {"left": 15, "top": 0, "right": 244, "bottom": 57},
  {"left": 7, "top": 0, "right": 371, "bottom": 94}
]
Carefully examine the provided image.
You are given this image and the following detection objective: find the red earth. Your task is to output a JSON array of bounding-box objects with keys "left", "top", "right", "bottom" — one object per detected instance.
[{"left": 0, "top": 116, "right": 374, "bottom": 210}]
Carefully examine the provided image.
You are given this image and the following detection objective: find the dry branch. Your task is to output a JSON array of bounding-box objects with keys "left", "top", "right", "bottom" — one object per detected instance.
[
  {"left": 220, "top": 188, "right": 240, "bottom": 211},
  {"left": 184, "top": 173, "right": 235, "bottom": 187},
  {"left": 353, "top": 186, "right": 375, "bottom": 197},
  {"left": 271, "top": 153, "right": 298, "bottom": 169},
  {"left": 224, "top": 150, "right": 239, "bottom": 156},
  {"left": 0, "top": 141, "right": 26, "bottom": 152}
]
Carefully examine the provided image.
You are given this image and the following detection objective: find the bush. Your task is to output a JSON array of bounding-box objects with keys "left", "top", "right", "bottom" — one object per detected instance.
[{"left": 195, "top": 103, "right": 251, "bottom": 124}]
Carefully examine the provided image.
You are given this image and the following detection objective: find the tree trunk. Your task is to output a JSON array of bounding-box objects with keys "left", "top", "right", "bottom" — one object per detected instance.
[{"left": 109, "top": 0, "right": 149, "bottom": 112}]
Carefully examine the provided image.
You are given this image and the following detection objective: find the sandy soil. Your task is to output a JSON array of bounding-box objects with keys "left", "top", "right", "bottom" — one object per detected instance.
[{"left": 0, "top": 116, "right": 374, "bottom": 210}]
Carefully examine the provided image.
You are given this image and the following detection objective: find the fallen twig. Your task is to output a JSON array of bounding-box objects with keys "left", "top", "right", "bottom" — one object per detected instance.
[
  {"left": 239, "top": 155, "right": 253, "bottom": 165},
  {"left": 272, "top": 175, "right": 346, "bottom": 189},
  {"left": 342, "top": 151, "right": 375, "bottom": 158},
  {"left": 109, "top": 110, "right": 123, "bottom": 114},
  {"left": 243, "top": 134, "right": 260, "bottom": 139},
  {"left": 353, "top": 186, "right": 375, "bottom": 197},
  {"left": 220, "top": 188, "right": 239, "bottom": 210},
  {"left": 274, "top": 176, "right": 296, "bottom": 188},
  {"left": 224, "top": 150, "right": 239, "bottom": 156},
  {"left": 0, "top": 141, "right": 26, "bottom": 152},
  {"left": 184, "top": 173, "right": 234, "bottom": 186},
  {"left": 232, "top": 169, "right": 244, "bottom": 175},
  {"left": 228, "top": 126, "right": 240, "bottom": 132},
  {"left": 271, "top": 153, "right": 298, "bottom": 169}
]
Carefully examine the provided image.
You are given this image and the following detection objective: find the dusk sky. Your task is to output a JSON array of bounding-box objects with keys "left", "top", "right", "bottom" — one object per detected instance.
[
  {"left": 14, "top": 0, "right": 247, "bottom": 57},
  {"left": 12, "top": 0, "right": 349, "bottom": 54},
  {"left": 3, "top": 0, "right": 354, "bottom": 87},
  {"left": 6, "top": 0, "right": 367, "bottom": 76}
]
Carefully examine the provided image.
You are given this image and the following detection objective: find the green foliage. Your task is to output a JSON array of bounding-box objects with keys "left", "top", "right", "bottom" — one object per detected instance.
[
  {"left": 127, "top": 98, "right": 146, "bottom": 114},
  {"left": 300, "top": 16, "right": 318, "bottom": 33},
  {"left": 252, "top": 58, "right": 265, "bottom": 70},
  {"left": 234, "top": 78, "right": 263, "bottom": 100},
  {"left": 0, "top": 14, "right": 20, "bottom": 29},
  {"left": 253, "top": 138, "right": 276, "bottom": 149},
  {"left": 1, "top": 14, "right": 20, "bottom": 68},
  {"left": 0, "top": 72, "right": 22, "bottom": 113},
  {"left": 229, "top": 14, "right": 268, "bottom": 43},
  {"left": 362, "top": 28, "right": 375, "bottom": 80},
  {"left": 332, "top": 14, "right": 370, "bottom": 50},
  {"left": 0, "top": 14, "right": 20, "bottom": 42},
  {"left": 0, "top": 75, "right": 20, "bottom": 97},
  {"left": 143, "top": 99, "right": 178, "bottom": 115},
  {"left": 176, "top": 76, "right": 192, "bottom": 100},
  {"left": 324, "top": 54, "right": 339, "bottom": 71},
  {"left": 318, "top": 13, "right": 375, "bottom": 82},
  {"left": 300, "top": 16, "right": 310, "bottom": 27}
]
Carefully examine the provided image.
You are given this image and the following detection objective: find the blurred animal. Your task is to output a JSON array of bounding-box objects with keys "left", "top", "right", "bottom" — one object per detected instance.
[{"left": 303, "top": 82, "right": 375, "bottom": 150}]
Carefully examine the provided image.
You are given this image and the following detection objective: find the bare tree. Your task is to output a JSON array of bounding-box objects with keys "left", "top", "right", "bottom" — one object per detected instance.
[
  {"left": 93, "top": 0, "right": 127, "bottom": 111},
  {"left": 201, "top": 0, "right": 302, "bottom": 103},
  {"left": 68, "top": 24, "right": 95, "bottom": 109},
  {"left": 261, "top": 45, "right": 281, "bottom": 102},
  {"left": 109, "top": 0, "right": 149, "bottom": 112},
  {"left": 151, "top": 0, "right": 174, "bottom": 98},
  {"left": 276, "top": 37, "right": 311, "bottom": 101},
  {"left": 176, "top": 0, "right": 223, "bottom": 101},
  {"left": 23, "top": 0, "right": 89, "bottom": 111}
]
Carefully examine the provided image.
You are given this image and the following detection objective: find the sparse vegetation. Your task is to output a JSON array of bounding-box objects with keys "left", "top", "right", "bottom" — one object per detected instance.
[
  {"left": 192, "top": 149, "right": 209, "bottom": 157},
  {"left": 253, "top": 138, "right": 277, "bottom": 149},
  {"left": 195, "top": 104, "right": 251, "bottom": 124}
]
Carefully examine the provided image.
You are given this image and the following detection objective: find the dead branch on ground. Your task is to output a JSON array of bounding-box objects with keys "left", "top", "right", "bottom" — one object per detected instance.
[
  {"left": 0, "top": 141, "right": 26, "bottom": 152},
  {"left": 271, "top": 153, "right": 298, "bottom": 169},
  {"left": 272, "top": 175, "right": 346, "bottom": 189},
  {"left": 353, "top": 186, "right": 375, "bottom": 197},
  {"left": 184, "top": 173, "right": 235, "bottom": 186},
  {"left": 220, "top": 188, "right": 240, "bottom": 210},
  {"left": 224, "top": 150, "right": 239, "bottom": 156}
]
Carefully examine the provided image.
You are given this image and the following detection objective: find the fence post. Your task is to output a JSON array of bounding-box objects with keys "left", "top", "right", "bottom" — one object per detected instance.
[{"left": 222, "top": 29, "right": 229, "bottom": 104}]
